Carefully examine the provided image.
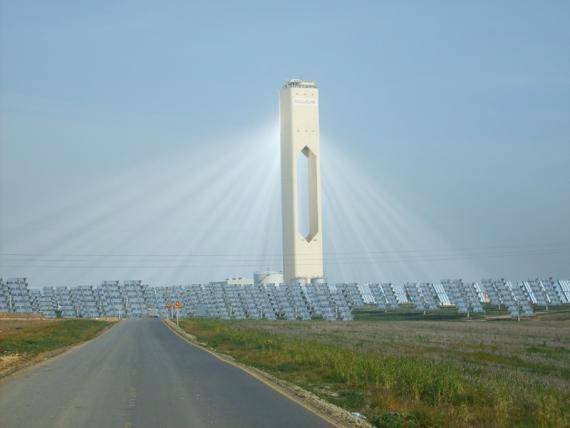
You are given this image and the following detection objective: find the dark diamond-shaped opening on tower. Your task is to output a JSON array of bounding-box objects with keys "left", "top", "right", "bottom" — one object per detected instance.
[{"left": 297, "top": 146, "right": 318, "bottom": 242}]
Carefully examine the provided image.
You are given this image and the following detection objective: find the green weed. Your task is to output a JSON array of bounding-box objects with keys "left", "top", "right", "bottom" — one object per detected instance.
[
  {"left": 0, "top": 319, "right": 111, "bottom": 357},
  {"left": 180, "top": 319, "right": 569, "bottom": 428}
]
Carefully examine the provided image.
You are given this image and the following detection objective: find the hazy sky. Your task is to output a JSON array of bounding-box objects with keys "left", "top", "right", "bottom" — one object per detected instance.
[{"left": 1, "top": 1, "right": 569, "bottom": 286}]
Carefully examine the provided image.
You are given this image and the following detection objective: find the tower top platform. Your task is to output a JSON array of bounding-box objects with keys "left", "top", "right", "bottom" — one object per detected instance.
[{"left": 282, "top": 79, "right": 317, "bottom": 89}]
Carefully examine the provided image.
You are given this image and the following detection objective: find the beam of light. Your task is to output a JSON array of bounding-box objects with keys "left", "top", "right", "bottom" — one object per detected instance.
[
  {"left": 3, "top": 121, "right": 568, "bottom": 287},
  {"left": 0, "top": 144, "right": 238, "bottom": 283},
  {"left": 321, "top": 135, "right": 484, "bottom": 283},
  {"left": 322, "top": 144, "right": 422, "bottom": 282},
  {"left": 14, "top": 146, "right": 242, "bottom": 284},
  {"left": 1, "top": 121, "right": 285, "bottom": 285},
  {"left": 161, "top": 123, "right": 281, "bottom": 284}
]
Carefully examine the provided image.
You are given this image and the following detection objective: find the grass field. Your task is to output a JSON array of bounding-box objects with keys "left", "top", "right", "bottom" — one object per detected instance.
[
  {"left": 179, "top": 309, "right": 569, "bottom": 427},
  {"left": 0, "top": 318, "right": 112, "bottom": 374}
]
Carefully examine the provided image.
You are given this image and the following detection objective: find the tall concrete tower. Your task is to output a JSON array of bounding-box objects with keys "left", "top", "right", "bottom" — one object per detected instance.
[{"left": 280, "top": 79, "right": 324, "bottom": 283}]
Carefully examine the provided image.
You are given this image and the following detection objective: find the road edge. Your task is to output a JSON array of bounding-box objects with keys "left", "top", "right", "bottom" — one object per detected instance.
[
  {"left": 163, "top": 319, "right": 372, "bottom": 428},
  {"left": 0, "top": 320, "right": 118, "bottom": 383}
]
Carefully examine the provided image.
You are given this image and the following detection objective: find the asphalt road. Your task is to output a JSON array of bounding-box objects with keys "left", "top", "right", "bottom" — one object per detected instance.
[{"left": 0, "top": 319, "right": 333, "bottom": 428}]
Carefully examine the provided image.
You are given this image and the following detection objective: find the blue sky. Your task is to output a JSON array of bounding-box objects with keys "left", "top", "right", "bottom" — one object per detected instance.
[{"left": 1, "top": 1, "right": 569, "bottom": 286}]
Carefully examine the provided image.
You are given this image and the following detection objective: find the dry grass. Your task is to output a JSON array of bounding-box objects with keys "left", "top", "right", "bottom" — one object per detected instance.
[
  {"left": 180, "top": 310, "right": 569, "bottom": 427},
  {"left": 244, "top": 314, "right": 570, "bottom": 389},
  {"left": 0, "top": 318, "right": 58, "bottom": 333},
  {"left": 0, "top": 318, "right": 112, "bottom": 376}
]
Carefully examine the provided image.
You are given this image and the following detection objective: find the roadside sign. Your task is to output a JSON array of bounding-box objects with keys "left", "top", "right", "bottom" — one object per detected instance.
[{"left": 173, "top": 301, "right": 182, "bottom": 326}]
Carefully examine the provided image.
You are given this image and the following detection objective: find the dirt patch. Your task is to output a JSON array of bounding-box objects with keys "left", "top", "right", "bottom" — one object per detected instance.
[
  {"left": 0, "top": 354, "right": 21, "bottom": 370},
  {"left": 0, "top": 319, "right": 57, "bottom": 335},
  {"left": 0, "top": 313, "right": 43, "bottom": 320}
]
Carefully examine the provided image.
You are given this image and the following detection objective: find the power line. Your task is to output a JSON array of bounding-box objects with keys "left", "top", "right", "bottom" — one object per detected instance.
[
  {"left": 1, "top": 242, "right": 568, "bottom": 259},
  {"left": 1, "top": 247, "right": 568, "bottom": 269}
]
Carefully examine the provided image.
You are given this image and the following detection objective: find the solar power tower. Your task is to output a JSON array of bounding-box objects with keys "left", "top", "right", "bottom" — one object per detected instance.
[{"left": 280, "top": 79, "right": 324, "bottom": 283}]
